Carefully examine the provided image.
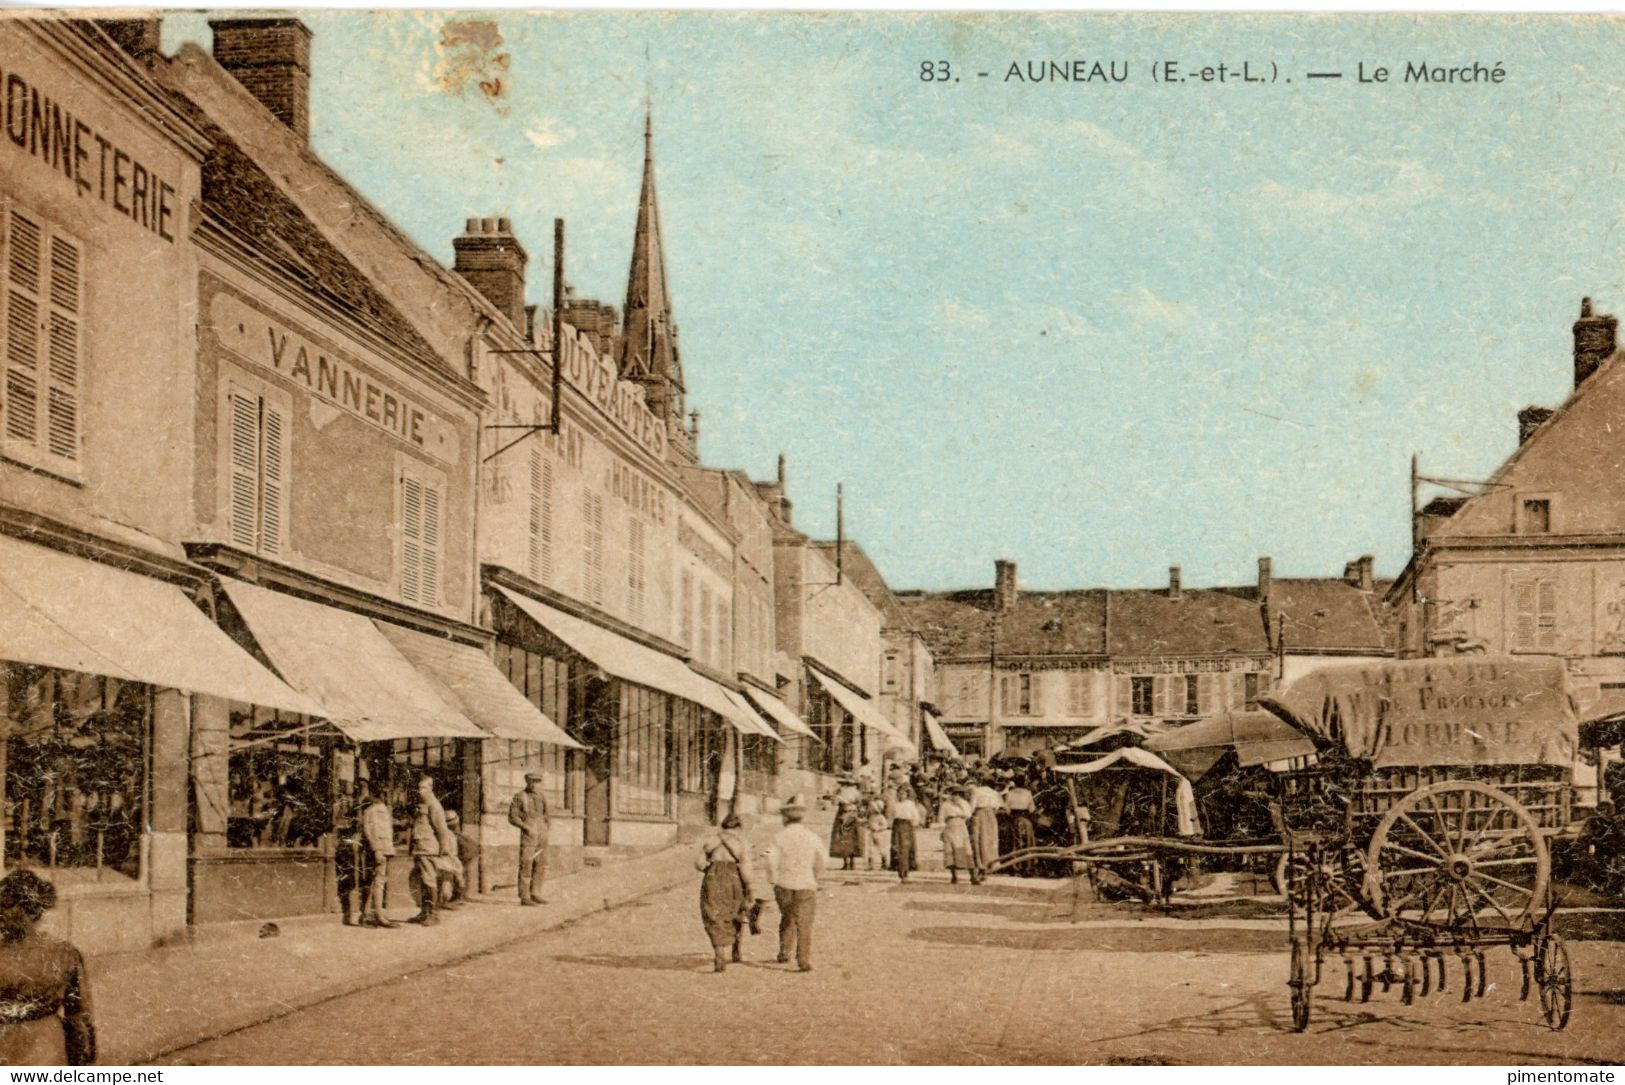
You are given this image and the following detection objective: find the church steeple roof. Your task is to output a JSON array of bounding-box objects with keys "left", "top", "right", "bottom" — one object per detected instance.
[{"left": 619, "top": 104, "right": 690, "bottom": 460}]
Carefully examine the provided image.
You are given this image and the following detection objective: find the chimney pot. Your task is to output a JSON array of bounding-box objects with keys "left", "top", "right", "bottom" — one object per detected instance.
[
  {"left": 1258, "top": 556, "right": 1273, "bottom": 597},
  {"left": 209, "top": 18, "right": 313, "bottom": 143},
  {"left": 1573, "top": 296, "right": 1618, "bottom": 388},
  {"left": 454, "top": 216, "right": 529, "bottom": 330},
  {"left": 1168, "top": 565, "right": 1183, "bottom": 599},
  {"left": 498, "top": 217, "right": 513, "bottom": 232},
  {"left": 98, "top": 18, "right": 161, "bottom": 59},
  {"left": 1518, "top": 405, "right": 1555, "bottom": 445}
]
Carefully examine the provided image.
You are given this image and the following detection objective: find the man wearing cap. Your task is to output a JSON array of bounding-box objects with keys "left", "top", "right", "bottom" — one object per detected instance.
[
  {"left": 509, "top": 773, "right": 550, "bottom": 906},
  {"left": 765, "top": 794, "right": 825, "bottom": 972}
]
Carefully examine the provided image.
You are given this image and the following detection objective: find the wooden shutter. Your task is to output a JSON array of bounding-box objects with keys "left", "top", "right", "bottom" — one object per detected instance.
[
  {"left": 588, "top": 492, "right": 605, "bottom": 606},
  {"left": 228, "top": 390, "right": 262, "bottom": 550},
  {"left": 1115, "top": 675, "right": 1132, "bottom": 718},
  {"left": 718, "top": 598, "right": 729, "bottom": 670},
  {"left": 680, "top": 570, "right": 693, "bottom": 648},
  {"left": 43, "top": 232, "right": 81, "bottom": 463},
  {"left": 699, "top": 583, "right": 712, "bottom": 661},
  {"left": 4, "top": 209, "right": 43, "bottom": 447},
  {"left": 259, "top": 397, "right": 287, "bottom": 556},
  {"left": 421, "top": 480, "right": 441, "bottom": 606},
  {"left": 527, "top": 444, "right": 543, "bottom": 580},
  {"left": 1230, "top": 672, "right": 1245, "bottom": 710},
  {"left": 1512, "top": 580, "right": 1537, "bottom": 651},
  {"left": 628, "top": 517, "right": 645, "bottom": 623},
  {"left": 401, "top": 474, "right": 424, "bottom": 603},
  {"left": 1028, "top": 672, "right": 1043, "bottom": 716},
  {"left": 1199, "top": 673, "right": 1216, "bottom": 715},
  {"left": 1536, "top": 578, "right": 1558, "bottom": 650}
]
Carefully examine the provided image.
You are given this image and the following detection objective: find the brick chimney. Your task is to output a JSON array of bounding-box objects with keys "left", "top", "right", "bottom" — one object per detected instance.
[
  {"left": 1518, "top": 405, "right": 1554, "bottom": 445},
  {"left": 209, "top": 18, "right": 313, "bottom": 143},
  {"left": 1257, "top": 556, "right": 1273, "bottom": 599},
  {"left": 1573, "top": 297, "right": 1618, "bottom": 388},
  {"left": 1342, "top": 554, "right": 1374, "bottom": 591},
  {"left": 559, "top": 296, "right": 619, "bottom": 359},
  {"left": 994, "top": 560, "right": 1018, "bottom": 611},
  {"left": 1168, "top": 565, "right": 1182, "bottom": 600},
  {"left": 453, "top": 218, "right": 528, "bottom": 331},
  {"left": 98, "top": 17, "right": 161, "bottom": 60}
]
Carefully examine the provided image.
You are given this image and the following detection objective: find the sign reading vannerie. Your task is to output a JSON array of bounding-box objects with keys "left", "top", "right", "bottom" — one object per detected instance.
[{"left": 209, "top": 289, "right": 456, "bottom": 464}]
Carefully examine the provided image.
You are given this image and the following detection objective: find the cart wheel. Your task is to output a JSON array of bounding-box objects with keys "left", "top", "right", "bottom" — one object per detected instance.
[
  {"left": 1366, "top": 781, "right": 1550, "bottom": 926},
  {"left": 1360, "top": 955, "right": 1374, "bottom": 1003},
  {"left": 1290, "top": 940, "right": 1313, "bottom": 1032},
  {"left": 1538, "top": 936, "right": 1573, "bottom": 1031},
  {"left": 1401, "top": 955, "right": 1416, "bottom": 1005}
]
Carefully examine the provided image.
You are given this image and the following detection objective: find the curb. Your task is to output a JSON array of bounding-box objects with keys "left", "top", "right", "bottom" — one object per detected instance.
[{"left": 124, "top": 850, "right": 696, "bottom": 1066}]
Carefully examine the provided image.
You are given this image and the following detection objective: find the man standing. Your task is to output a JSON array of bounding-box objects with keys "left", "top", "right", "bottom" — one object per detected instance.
[
  {"left": 409, "top": 774, "right": 449, "bottom": 926},
  {"left": 765, "top": 794, "right": 824, "bottom": 972},
  {"left": 509, "top": 772, "right": 550, "bottom": 906},
  {"left": 359, "top": 780, "right": 399, "bottom": 928}
]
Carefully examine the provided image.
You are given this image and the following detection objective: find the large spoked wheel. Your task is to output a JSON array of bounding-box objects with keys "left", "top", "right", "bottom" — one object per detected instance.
[
  {"left": 1289, "top": 939, "right": 1313, "bottom": 1032},
  {"left": 1538, "top": 935, "right": 1573, "bottom": 1031},
  {"left": 1366, "top": 781, "right": 1549, "bottom": 928},
  {"left": 1278, "top": 849, "right": 1370, "bottom": 915}
]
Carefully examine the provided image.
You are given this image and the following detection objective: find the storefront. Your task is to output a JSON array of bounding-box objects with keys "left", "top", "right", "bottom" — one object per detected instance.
[
  {"left": 0, "top": 532, "right": 315, "bottom": 953},
  {"left": 489, "top": 580, "right": 773, "bottom": 848},
  {"left": 187, "top": 575, "right": 574, "bottom": 925}
]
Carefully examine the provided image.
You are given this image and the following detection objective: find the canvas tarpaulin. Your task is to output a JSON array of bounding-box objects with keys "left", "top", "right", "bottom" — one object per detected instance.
[
  {"left": 1144, "top": 709, "right": 1317, "bottom": 780},
  {"left": 1259, "top": 656, "right": 1577, "bottom": 770},
  {"left": 1052, "top": 746, "right": 1201, "bottom": 836}
]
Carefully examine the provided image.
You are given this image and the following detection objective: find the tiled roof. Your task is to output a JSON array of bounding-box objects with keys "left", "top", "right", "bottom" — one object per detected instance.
[
  {"left": 1105, "top": 588, "right": 1268, "bottom": 657},
  {"left": 812, "top": 541, "right": 914, "bottom": 631},
  {"left": 898, "top": 589, "right": 1107, "bottom": 659},
  {"left": 165, "top": 82, "right": 447, "bottom": 369},
  {"left": 1267, "top": 578, "right": 1391, "bottom": 653}
]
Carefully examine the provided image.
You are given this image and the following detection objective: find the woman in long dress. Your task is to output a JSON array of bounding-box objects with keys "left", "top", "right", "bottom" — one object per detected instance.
[
  {"left": 829, "top": 779, "right": 864, "bottom": 870},
  {"left": 695, "top": 814, "right": 755, "bottom": 973},
  {"left": 890, "top": 785, "right": 922, "bottom": 882},
  {"left": 0, "top": 870, "right": 94, "bottom": 1065},
  {"left": 939, "top": 788, "right": 975, "bottom": 885}
]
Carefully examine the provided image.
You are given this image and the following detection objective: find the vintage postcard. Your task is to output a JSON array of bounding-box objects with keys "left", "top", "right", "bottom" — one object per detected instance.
[{"left": 0, "top": 6, "right": 1620, "bottom": 1070}]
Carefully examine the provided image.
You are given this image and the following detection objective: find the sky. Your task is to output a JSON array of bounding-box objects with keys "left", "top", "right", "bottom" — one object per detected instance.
[{"left": 163, "top": 12, "right": 1625, "bottom": 593}]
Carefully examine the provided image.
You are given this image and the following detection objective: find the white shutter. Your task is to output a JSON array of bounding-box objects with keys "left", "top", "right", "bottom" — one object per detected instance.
[
  {"left": 421, "top": 480, "right": 442, "bottom": 606},
  {"left": 1028, "top": 672, "right": 1044, "bottom": 716},
  {"left": 628, "top": 517, "right": 645, "bottom": 623},
  {"left": 1512, "top": 580, "right": 1537, "bottom": 652},
  {"left": 259, "top": 397, "right": 287, "bottom": 556},
  {"left": 584, "top": 491, "right": 605, "bottom": 606},
  {"left": 1536, "top": 578, "right": 1558, "bottom": 650},
  {"left": 228, "top": 391, "right": 261, "bottom": 550},
  {"left": 4, "top": 209, "right": 43, "bottom": 447},
  {"left": 1200, "top": 673, "right": 1217, "bottom": 715},
  {"left": 538, "top": 457, "right": 554, "bottom": 584},
  {"left": 527, "top": 444, "right": 542, "bottom": 580},
  {"left": 43, "top": 232, "right": 81, "bottom": 463},
  {"left": 680, "top": 570, "right": 694, "bottom": 648},
  {"left": 1230, "top": 672, "right": 1245, "bottom": 710},
  {"left": 1115, "top": 675, "right": 1132, "bottom": 718},
  {"left": 401, "top": 474, "right": 424, "bottom": 603}
]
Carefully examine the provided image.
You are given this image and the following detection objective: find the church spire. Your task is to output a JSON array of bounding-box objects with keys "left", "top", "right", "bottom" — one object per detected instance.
[{"left": 619, "top": 102, "right": 690, "bottom": 461}]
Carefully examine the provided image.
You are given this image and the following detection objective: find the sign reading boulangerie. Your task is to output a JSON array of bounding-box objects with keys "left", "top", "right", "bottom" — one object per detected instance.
[{"left": 209, "top": 288, "right": 456, "bottom": 464}]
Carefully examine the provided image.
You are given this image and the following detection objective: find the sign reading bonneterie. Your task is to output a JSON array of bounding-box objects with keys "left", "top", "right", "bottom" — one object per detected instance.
[{"left": 209, "top": 288, "right": 457, "bottom": 465}]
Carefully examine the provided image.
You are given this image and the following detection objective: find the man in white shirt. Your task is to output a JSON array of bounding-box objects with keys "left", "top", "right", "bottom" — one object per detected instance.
[{"left": 765, "top": 794, "right": 825, "bottom": 972}]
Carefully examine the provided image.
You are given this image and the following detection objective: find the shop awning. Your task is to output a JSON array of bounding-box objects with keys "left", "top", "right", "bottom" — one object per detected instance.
[
  {"left": 740, "top": 687, "right": 818, "bottom": 740},
  {"left": 221, "top": 580, "right": 485, "bottom": 742},
  {"left": 720, "top": 687, "right": 784, "bottom": 742},
  {"left": 921, "top": 711, "right": 961, "bottom": 758},
  {"left": 374, "top": 623, "right": 582, "bottom": 748},
  {"left": 807, "top": 667, "right": 918, "bottom": 757},
  {"left": 0, "top": 535, "right": 318, "bottom": 715},
  {"left": 493, "top": 586, "right": 763, "bottom": 738}
]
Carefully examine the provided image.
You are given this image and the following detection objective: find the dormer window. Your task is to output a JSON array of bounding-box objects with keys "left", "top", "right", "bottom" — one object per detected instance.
[{"left": 1517, "top": 495, "right": 1554, "bottom": 535}]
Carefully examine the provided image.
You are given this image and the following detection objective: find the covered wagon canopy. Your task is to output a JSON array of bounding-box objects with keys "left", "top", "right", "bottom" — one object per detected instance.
[
  {"left": 1259, "top": 656, "right": 1578, "bottom": 770},
  {"left": 1052, "top": 746, "right": 1201, "bottom": 836},
  {"left": 1144, "top": 709, "right": 1317, "bottom": 781}
]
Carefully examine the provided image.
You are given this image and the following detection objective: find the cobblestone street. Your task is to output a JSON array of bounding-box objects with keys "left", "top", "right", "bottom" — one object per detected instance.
[{"left": 158, "top": 874, "right": 1625, "bottom": 1066}]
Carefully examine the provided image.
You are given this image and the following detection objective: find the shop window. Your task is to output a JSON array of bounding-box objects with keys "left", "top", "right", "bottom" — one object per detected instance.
[
  {"left": 527, "top": 445, "right": 554, "bottom": 586},
  {"left": 614, "top": 685, "right": 669, "bottom": 817},
  {"left": 740, "top": 733, "right": 778, "bottom": 794},
  {"left": 673, "top": 701, "right": 722, "bottom": 795},
  {"left": 493, "top": 641, "right": 575, "bottom": 811},
  {"left": 1244, "top": 672, "right": 1261, "bottom": 711},
  {"left": 1131, "top": 676, "right": 1154, "bottom": 716},
  {"left": 1512, "top": 577, "right": 1559, "bottom": 652},
  {"left": 2, "top": 669, "right": 146, "bottom": 883},
  {"left": 400, "top": 470, "right": 444, "bottom": 607},
  {"left": 799, "top": 688, "right": 838, "bottom": 775},
  {"left": 1, "top": 205, "right": 83, "bottom": 477},
  {"left": 388, "top": 737, "right": 463, "bottom": 831},
  {"left": 227, "top": 706, "right": 338, "bottom": 849},
  {"left": 227, "top": 385, "right": 289, "bottom": 558}
]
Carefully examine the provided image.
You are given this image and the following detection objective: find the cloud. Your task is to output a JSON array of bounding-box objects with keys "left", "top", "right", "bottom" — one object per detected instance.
[
  {"left": 524, "top": 119, "right": 577, "bottom": 150},
  {"left": 1255, "top": 159, "right": 1447, "bottom": 217}
]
